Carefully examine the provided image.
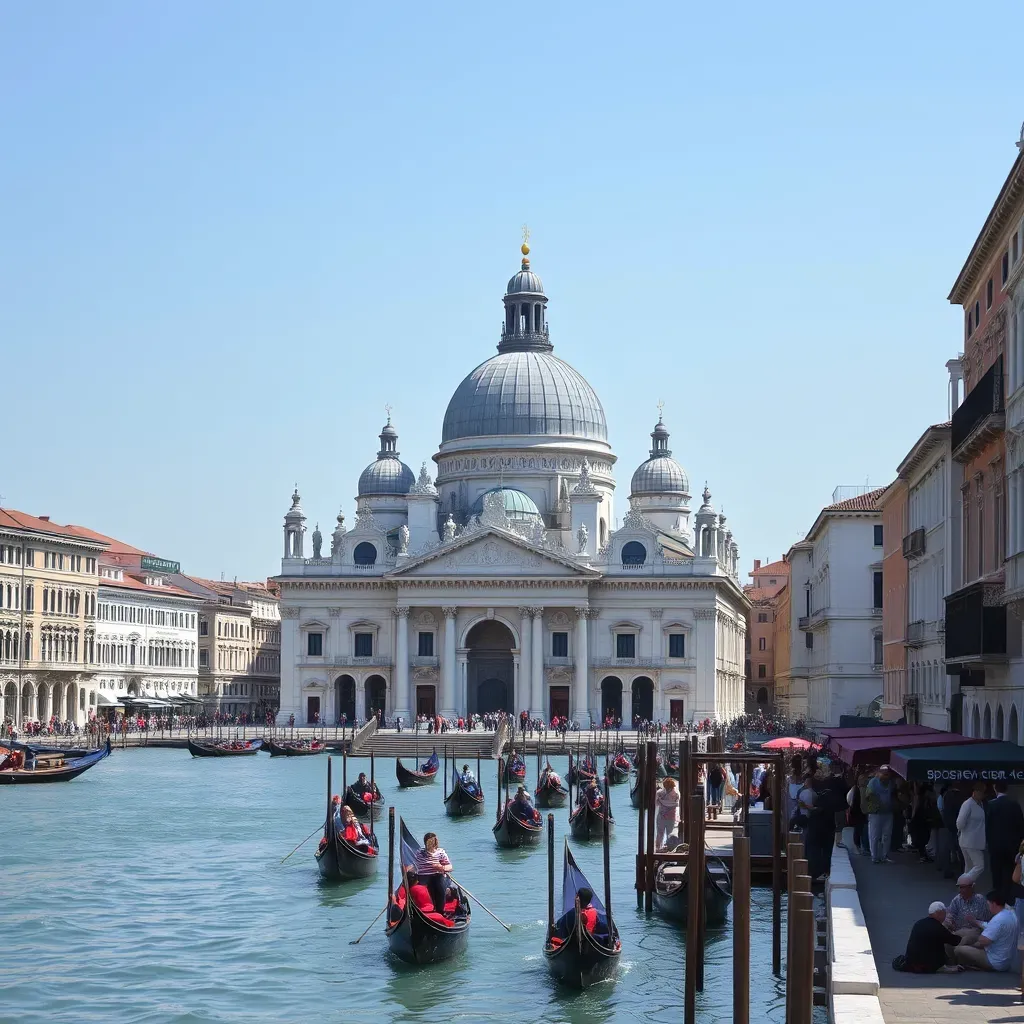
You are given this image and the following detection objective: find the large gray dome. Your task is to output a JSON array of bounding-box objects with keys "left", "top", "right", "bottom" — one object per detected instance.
[
  {"left": 442, "top": 350, "right": 608, "bottom": 443},
  {"left": 630, "top": 456, "right": 689, "bottom": 496}
]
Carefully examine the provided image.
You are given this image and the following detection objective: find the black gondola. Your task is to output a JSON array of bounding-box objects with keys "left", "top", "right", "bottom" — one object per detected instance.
[
  {"left": 315, "top": 756, "right": 380, "bottom": 880},
  {"left": 493, "top": 799, "right": 544, "bottom": 848},
  {"left": 386, "top": 819, "right": 471, "bottom": 964},
  {"left": 568, "top": 790, "right": 615, "bottom": 841},
  {"left": 606, "top": 753, "right": 631, "bottom": 785},
  {"left": 396, "top": 749, "right": 439, "bottom": 788},
  {"left": 566, "top": 753, "right": 597, "bottom": 787},
  {"left": 344, "top": 782, "right": 385, "bottom": 820},
  {"left": 187, "top": 737, "right": 263, "bottom": 758},
  {"left": 268, "top": 738, "right": 325, "bottom": 757},
  {"left": 629, "top": 772, "right": 642, "bottom": 808},
  {"left": 444, "top": 763, "right": 485, "bottom": 817},
  {"left": 544, "top": 841, "right": 620, "bottom": 989},
  {"left": 504, "top": 753, "right": 527, "bottom": 784},
  {"left": 0, "top": 738, "right": 111, "bottom": 784},
  {"left": 535, "top": 764, "right": 569, "bottom": 808},
  {"left": 653, "top": 856, "right": 732, "bottom": 927}
]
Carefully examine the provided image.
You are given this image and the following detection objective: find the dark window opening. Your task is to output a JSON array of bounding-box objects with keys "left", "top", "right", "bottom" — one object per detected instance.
[
  {"left": 1002, "top": 252, "right": 1010, "bottom": 284},
  {"left": 668, "top": 633, "right": 685, "bottom": 658},
  {"left": 873, "top": 524, "right": 883, "bottom": 546},
  {"left": 616, "top": 633, "right": 636, "bottom": 658},
  {"left": 354, "top": 632, "right": 373, "bottom": 657},
  {"left": 307, "top": 632, "right": 323, "bottom": 657},
  {"left": 805, "top": 631, "right": 813, "bottom": 649},
  {"left": 621, "top": 541, "right": 647, "bottom": 566},
  {"left": 987, "top": 278, "right": 994, "bottom": 308},
  {"left": 551, "top": 631, "right": 569, "bottom": 657},
  {"left": 417, "top": 631, "right": 434, "bottom": 657},
  {"left": 873, "top": 571, "right": 883, "bottom": 610},
  {"left": 353, "top": 542, "right": 377, "bottom": 566},
  {"left": 757, "top": 664, "right": 767, "bottom": 678}
]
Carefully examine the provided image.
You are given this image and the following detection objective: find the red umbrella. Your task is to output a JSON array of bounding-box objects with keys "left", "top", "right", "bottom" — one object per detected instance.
[{"left": 760, "top": 737, "right": 818, "bottom": 751}]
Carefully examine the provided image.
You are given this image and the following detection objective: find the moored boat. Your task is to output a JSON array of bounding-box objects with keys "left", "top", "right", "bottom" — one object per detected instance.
[
  {"left": 315, "top": 757, "right": 380, "bottom": 881},
  {"left": 503, "top": 753, "right": 527, "bottom": 784},
  {"left": 567, "top": 753, "right": 597, "bottom": 787},
  {"left": 396, "top": 749, "right": 439, "bottom": 787},
  {"left": 187, "top": 737, "right": 263, "bottom": 758},
  {"left": 606, "top": 752, "right": 632, "bottom": 785},
  {"left": 493, "top": 799, "right": 543, "bottom": 848},
  {"left": 268, "top": 738, "right": 325, "bottom": 757},
  {"left": 568, "top": 790, "right": 615, "bottom": 841},
  {"left": 653, "top": 856, "right": 732, "bottom": 927},
  {"left": 344, "top": 781, "right": 385, "bottom": 820},
  {"left": 535, "top": 764, "right": 569, "bottom": 808},
  {"left": 0, "top": 739, "right": 111, "bottom": 784},
  {"left": 444, "top": 762, "right": 485, "bottom": 818}
]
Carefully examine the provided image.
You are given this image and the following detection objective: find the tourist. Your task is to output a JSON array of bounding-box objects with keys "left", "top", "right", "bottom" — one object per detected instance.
[
  {"left": 415, "top": 832, "right": 454, "bottom": 912},
  {"left": 511, "top": 786, "right": 541, "bottom": 824},
  {"left": 460, "top": 763, "right": 479, "bottom": 794},
  {"left": 956, "top": 783, "right": 987, "bottom": 882},
  {"left": 864, "top": 765, "right": 896, "bottom": 863},
  {"left": 549, "top": 885, "right": 599, "bottom": 947},
  {"left": 655, "top": 777, "right": 680, "bottom": 849},
  {"left": 944, "top": 874, "right": 990, "bottom": 945},
  {"left": 898, "top": 901, "right": 962, "bottom": 973},
  {"left": 340, "top": 805, "right": 375, "bottom": 851},
  {"left": 940, "top": 783, "right": 967, "bottom": 879},
  {"left": 986, "top": 781, "right": 1024, "bottom": 894},
  {"left": 908, "top": 782, "right": 937, "bottom": 863},
  {"left": 953, "top": 891, "right": 1020, "bottom": 971},
  {"left": 847, "top": 772, "right": 869, "bottom": 856},
  {"left": 785, "top": 757, "right": 804, "bottom": 828}
]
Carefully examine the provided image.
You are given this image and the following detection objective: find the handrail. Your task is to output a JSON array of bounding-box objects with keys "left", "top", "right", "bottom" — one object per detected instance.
[
  {"left": 491, "top": 717, "right": 509, "bottom": 759},
  {"left": 350, "top": 716, "right": 378, "bottom": 754}
]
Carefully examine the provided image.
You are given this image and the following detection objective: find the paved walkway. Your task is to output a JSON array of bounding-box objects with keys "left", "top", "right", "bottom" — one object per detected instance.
[{"left": 847, "top": 829, "right": 1021, "bottom": 1024}]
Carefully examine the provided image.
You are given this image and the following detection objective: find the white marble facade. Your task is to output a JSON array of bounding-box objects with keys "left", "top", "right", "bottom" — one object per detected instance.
[{"left": 276, "top": 247, "right": 748, "bottom": 726}]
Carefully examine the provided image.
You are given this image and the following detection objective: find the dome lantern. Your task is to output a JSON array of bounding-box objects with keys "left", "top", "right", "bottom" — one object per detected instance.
[
  {"left": 357, "top": 413, "right": 416, "bottom": 497},
  {"left": 499, "top": 236, "right": 552, "bottom": 354}
]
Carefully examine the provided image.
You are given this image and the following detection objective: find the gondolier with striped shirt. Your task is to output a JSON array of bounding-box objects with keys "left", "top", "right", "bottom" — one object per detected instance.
[{"left": 415, "top": 832, "right": 453, "bottom": 912}]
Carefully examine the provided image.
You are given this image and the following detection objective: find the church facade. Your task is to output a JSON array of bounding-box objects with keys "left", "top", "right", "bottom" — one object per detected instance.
[{"left": 275, "top": 245, "right": 748, "bottom": 727}]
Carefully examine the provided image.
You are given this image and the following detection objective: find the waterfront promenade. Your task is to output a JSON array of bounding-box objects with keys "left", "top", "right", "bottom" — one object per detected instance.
[{"left": 848, "top": 830, "right": 1020, "bottom": 1023}]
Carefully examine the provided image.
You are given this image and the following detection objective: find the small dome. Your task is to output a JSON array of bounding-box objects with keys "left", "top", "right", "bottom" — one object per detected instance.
[
  {"left": 630, "top": 457, "right": 690, "bottom": 496},
  {"left": 506, "top": 266, "right": 545, "bottom": 295},
  {"left": 470, "top": 487, "right": 543, "bottom": 521},
  {"left": 442, "top": 350, "right": 607, "bottom": 443},
  {"left": 358, "top": 458, "right": 415, "bottom": 496}
]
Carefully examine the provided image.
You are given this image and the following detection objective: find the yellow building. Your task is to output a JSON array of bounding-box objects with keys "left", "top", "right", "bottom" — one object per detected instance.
[{"left": 0, "top": 508, "right": 106, "bottom": 728}]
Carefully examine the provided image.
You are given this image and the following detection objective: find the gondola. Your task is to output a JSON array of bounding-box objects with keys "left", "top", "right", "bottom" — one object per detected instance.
[
  {"left": 504, "top": 753, "right": 527, "bottom": 784},
  {"left": 268, "top": 738, "right": 325, "bottom": 757},
  {"left": 568, "top": 791, "right": 615, "bottom": 841},
  {"left": 187, "top": 737, "right": 263, "bottom": 757},
  {"left": 344, "top": 782, "right": 385, "bottom": 820},
  {"left": 629, "top": 772, "right": 642, "bottom": 809},
  {"left": 396, "top": 749, "right": 439, "bottom": 788},
  {"left": 544, "top": 841, "right": 621, "bottom": 989},
  {"left": 566, "top": 753, "right": 597, "bottom": 787},
  {"left": 653, "top": 856, "right": 732, "bottom": 927},
  {"left": 444, "top": 763, "right": 485, "bottom": 818},
  {"left": 535, "top": 764, "right": 569, "bottom": 808},
  {"left": 0, "top": 738, "right": 111, "bottom": 784},
  {"left": 493, "top": 799, "right": 544, "bottom": 848},
  {"left": 386, "top": 818, "right": 471, "bottom": 964},
  {"left": 606, "top": 753, "right": 632, "bottom": 785},
  {"left": 315, "top": 758, "right": 380, "bottom": 881}
]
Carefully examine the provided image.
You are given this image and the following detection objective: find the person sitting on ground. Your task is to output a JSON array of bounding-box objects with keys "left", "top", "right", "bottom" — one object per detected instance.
[
  {"left": 510, "top": 785, "right": 542, "bottom": 824},
  {"left": 944, "top": 874, "right": 990, "bottom": 946},
  {"left": 953, "top": 891, "right": 1020, "bottom": 971},
  {"left": 339, "top": 804, "right": 376, "bottom": 852},
  {"left": 548, "top": 886, "right": 600, "bottom": 947},
  {"left": 897, "top": 902, "right": 962, "bottom": 973}
]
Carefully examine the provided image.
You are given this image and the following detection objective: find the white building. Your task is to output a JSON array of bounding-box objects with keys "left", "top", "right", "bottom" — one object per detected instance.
[
  {"left": 898, "top": 423, "right": 954, "bottom": 730},
  {"left": 781, "top": 488, "right": 888, "bottom": 726},
  {"left": 276, "top": 245, "right": 749, "bottom": 727}
]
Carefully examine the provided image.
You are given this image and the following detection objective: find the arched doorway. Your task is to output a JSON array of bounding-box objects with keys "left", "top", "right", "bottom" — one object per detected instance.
[
  {"left": 600, "top": 677, "right": 622, "bottom": 722},
  {"left": 365, "top": 675, "right": 387, "bottom": 720},
  {"left": 983, "top": 704, "right": 992, "bottom": 739},
  {"left": 335, "top": 675, "right": 356, "bottom": 724},
  {"left": 1011, "top": 705, "right": 1020, "bottom": 746},
  {"left": 632, "top": 676, "right": 655, "bottom": 723},
  {"left": 971, "top": 704, "right": 981, "bottom": 738},
  {"left": 997, "top": 705, "right": 1005, "bottom": 741},
  {"left": 756, "top": 687, "right": 769, "bottom": 706},
  {"left": 127, "top": 679, "right": 139, "bottom": 697},
  {"left": 466, "top": 620, "right": 514, "bottom": 716},
  {"left": 3, "top": 681, "right": 17, "bottom": 724}
]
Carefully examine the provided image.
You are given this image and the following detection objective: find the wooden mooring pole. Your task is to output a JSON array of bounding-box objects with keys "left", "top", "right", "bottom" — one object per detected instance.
[
  {"left": 789, "top": 873, "right": 815, "bottom": 1024},
  {"left": 684, "top": 790, "right": 702, "bottom": 1024},
  {"left": 733, "top": 829, "right": 751, "bottom": 1024},
  {"left": 644, "top": 740, "right": 657, "bottom": 913},
  {"left": 772, "top": 752, "right": 784, "bottom": 975},
  {"left": 635, "top": 743, "right": 646, "bottom": 910}
]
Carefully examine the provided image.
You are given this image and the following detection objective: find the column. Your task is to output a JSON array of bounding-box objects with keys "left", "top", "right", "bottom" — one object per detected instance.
[
  {"left": 531, "top": 606, "right": 544, "bottom": 719},
  {"left": 574, "top": 607, "right": 589, "bottom": 725},
  {"left": 441, "top": 606, "right": 457, "bottom": 718},
  {"left": 394, "top": 606, "right": 410, "bottom": 721},
  {"left": 458, "top": 655, "right": 468, "bottom": 717},
  {"left": 519, "top": 606, "right": 532, "bottom": 715}
]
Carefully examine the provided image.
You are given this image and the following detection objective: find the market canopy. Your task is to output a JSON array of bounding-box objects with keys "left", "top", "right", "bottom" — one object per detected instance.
[
  {"left": 819, "top": 724, "right": 941, "bottom": 742},
  {"left": 830, "top": 730, "right": 983, "bottom": 766},
  {"left": 890, "top": 742, "right": 1024, "bottom": 783}
]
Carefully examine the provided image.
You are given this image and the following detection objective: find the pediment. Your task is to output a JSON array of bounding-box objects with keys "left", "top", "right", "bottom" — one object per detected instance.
[{"left": 387, "top": 528, "right": 599, "bottom": 578}]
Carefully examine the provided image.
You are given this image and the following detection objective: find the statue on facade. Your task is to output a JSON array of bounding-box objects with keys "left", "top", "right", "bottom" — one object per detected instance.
[
  {"left": 577, "top": 523, "right": 589, "bottom": 554},
  {"left": 312, "top": 523, "right": 323, "bottom": 559},
  {"left": 443, "top": 514, "right": 456, "bottom": 543},
  {"left": 398, "top": 524, "right": 410, "bottom": 554},
  {"left": 331, "top": 511, "right": 345, "bottom": 556}
]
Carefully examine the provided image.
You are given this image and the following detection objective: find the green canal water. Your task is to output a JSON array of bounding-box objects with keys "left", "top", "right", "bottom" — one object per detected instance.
[{"left": 2, "top": 749, "right": 794, "bottom": 1023}]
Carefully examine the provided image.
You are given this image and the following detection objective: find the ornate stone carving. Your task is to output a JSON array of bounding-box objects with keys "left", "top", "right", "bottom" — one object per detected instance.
[
  {"left": 585, "top": 607, "right": 600, "bottom": 619},
  {"left": 328, "top": 608, "right": 342, "bottom": 617},
  {"left": 353, "top": 507, "right": 388, "bottom": 536},
  {"left": 442, "top": 514, "right": 457, "bottom": 544},
  {"left": 311, "top": 524, "right": 323, "bottom": 559},
  {"left": 572, "top": 458, "right": 598, "bottom": 495},
  {"left": 519, "top": 605, "right": 534, "bottom": 619},
  {"left": 395, "top": 606, "right": 410, "bottom": 619},
  {"left": 398, "top": 525, "right": 410, "bottom": 554},
  {"left": 621, "top": 501, "right": 657, "bottom": 534},
  {"left": 413, "top": 665, "right": 439, "bottom": 680},
  {"left": 281, "top": 607, "right": 300, "bottom": 619},
  {"left": 441, "top": 540, "right": 541, "bottom": 570},
  {"left": 547, "top": 665, "right": 572, "bottom": 682},
  {"left": 528, "top": 605, "right": 545, "bottom": 616},
  {"left": 550, "top": 610, "right": 571, "bottom": 628},
  {"left": 479, "top": 491, "right": 511, "bottom": 529},
  {"left": 576, "top": 523, "right": 589, "bottom": 554},
  {"left": 411, "top": 462, "right": 437, "bottom": 494},
  {"left": 650, "top": 608, "right": 664, "bottom": 620},
  {"left": 693, "top": 608, "right": 715, "bottom": 620},
  {"left": 442, "top": 606, "right": 458, "bottom": 619},
  {"left": 414, "top": 610, "right": 437, "bottom": 628}
]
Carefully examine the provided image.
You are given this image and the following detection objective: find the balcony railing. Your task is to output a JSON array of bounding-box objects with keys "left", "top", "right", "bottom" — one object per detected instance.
[
  {"left": 902, "top": 528, "right": 926, "bottom": 559},
  {"left": 944, "top": 581, "right": 1007, "bottom": 665},
  {"left": 905, "top": 620, "right": 927, "bottom": 647},
  {"left": 544, "top": 656, "right": 574, "bottom": 668},
  {"left": 298, "top": 655, "right": 393, "bottom": 667},
  {"left": 410, "top": 655, "right": 439, "bottom": 668},
  {"left": 797, "top": 616, "right": 811, "bottom": 630},
  {"left": 952, "top": 355, "right": 1004, "bottom": 462}
]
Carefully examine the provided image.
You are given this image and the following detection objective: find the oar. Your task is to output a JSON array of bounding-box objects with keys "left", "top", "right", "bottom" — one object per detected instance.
[
  {"left": 450, "top": 875, "right": 512, "bottom": 931},
  {"left": 349, "top": 904, "right": 388, "bottom": 945},
  {"left": 281, "top": 824, "right": 323, "bottom": 863}
]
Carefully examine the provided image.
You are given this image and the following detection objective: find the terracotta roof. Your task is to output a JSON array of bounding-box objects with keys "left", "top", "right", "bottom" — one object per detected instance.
[
  {"left": 63, "top": 524, "right": 152, "bottom": 557},
  {"left": 100, "top": 572, "right": 199, "bottom": 599},
  {"left": 744, "top": 587, "right": 777, "bottom": 603},
  {"left": 237, "top": 580, "right": 279, "bottom": 599},
  {"left": 823, "top": 486, "right": 889, "bottom": 512},
  {"left": 751, "top": 559, "right": 789, "bottom": 577},
  {"left": 0, "top": 508, "right": 107, "bottom": 543}
]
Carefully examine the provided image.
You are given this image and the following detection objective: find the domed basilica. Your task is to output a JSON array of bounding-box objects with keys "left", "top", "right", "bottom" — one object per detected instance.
[{"left": 276, "top": 244, "right": 748, "bottom": 727}]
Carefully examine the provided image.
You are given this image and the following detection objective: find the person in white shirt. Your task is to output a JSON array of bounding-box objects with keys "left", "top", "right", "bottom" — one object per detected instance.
[
  {"left": 953, "top": 891, "right": 1019, "bottom": 971},
  {"left": 955, "top": 784, "right": 987, "bottom": 882},
  {"left": 655, "top": 777, "right": 680, "bottom": 849}
]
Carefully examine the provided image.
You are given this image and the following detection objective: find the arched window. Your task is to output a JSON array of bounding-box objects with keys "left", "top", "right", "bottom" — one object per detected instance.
[
  {"left": 353, "top": 542, "right": 377, "bottom": 566},
  {"left": 599, "top": 519, "right": 607, "bottom": 548},
  {"left": 621, "top": 541, "right": 647, "bottom": 566}
]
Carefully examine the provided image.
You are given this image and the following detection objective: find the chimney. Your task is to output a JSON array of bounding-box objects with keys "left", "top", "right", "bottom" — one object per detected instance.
[
  {"left": 38, "top": 515, "right": 50, "bottom": 522},
  {"left": 753, "top": 559, "right": 761, "bottom": 571}
]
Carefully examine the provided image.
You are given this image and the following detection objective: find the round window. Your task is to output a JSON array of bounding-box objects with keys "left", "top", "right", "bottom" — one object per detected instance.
[
  {"left": 621, "top": 541, "right": 647, "bottom": 566},
  {"left": 353, "top": 542, "right": 378, "bottom": 566}
]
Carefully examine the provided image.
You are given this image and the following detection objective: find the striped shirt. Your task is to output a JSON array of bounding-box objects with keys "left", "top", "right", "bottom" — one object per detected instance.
[{"left": 416, "top": 845, "right": 452, "bottom": 877}]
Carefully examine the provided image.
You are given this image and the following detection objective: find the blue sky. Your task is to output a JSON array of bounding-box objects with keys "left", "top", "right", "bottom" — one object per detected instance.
[{"left": 2, "top": 2, "right": 1022, "bottom": 580}]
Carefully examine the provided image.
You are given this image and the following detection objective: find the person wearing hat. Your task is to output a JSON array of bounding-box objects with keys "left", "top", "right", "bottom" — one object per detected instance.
[
  {"left": 864, "top": 765, "right": 896, "bottom": 863},
  {"left": 944, "top": 874, "right": 990, "bottom": 945},
  {"left": 893, "top": 902, "right": 961, "bottom": 973}
]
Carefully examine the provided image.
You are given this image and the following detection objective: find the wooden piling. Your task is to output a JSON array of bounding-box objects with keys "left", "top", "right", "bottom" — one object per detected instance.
[
  {"left": 547, "top": 812, "right": 555, "bottom": 940},
  {"left": 635, "top": 743, "right": 646, "bottom": 910},
  {"left": 644, "top": 740, "right": 658, "bottom": 912},
  {"left": 679, "top": 737, "right": 689, "bottom": 841},
  {"left": 695, "top": 785, "right": 706, "bottom": 992},
  {"left": 785, "top": 832, "right": 804, "bottom": 1021},
  {"left": 684, "top": 791, "right": 702, "bottom": 1024},
  {"left": 790, "top": 874, "right": 815, "bottom": 1024},
  {"left": 771, "top": 753, "right": 783, "bottom": 975},
  {"left": 733, "top": 830, "right": 750, "bottom": 1024}
]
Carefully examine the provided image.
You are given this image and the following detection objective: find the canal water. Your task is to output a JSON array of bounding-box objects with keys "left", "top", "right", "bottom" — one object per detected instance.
[{"left": 2, "top": 749, "right": 794, "bottom": 1023}]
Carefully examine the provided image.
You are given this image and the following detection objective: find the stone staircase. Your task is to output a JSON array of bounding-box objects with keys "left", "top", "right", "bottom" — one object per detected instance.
[{"left": 350, "top": 729, "right": 495, "bottom": 758}]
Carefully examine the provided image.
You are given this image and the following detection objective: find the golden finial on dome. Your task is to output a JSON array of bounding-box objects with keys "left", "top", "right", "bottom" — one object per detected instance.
[{"left": 521, "top": 223, "right": 530, "bottom": 257}]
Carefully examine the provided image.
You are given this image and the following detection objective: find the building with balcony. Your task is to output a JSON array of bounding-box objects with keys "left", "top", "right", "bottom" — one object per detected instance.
[
  {"left": 744, "top": 557, "right": 791, "bottom": 710},
  {"left": 776, "top": 487, "right": 889, "bottom": 726},
  {"left": 275, "top": 243, "right": 749, "bottom": 727},
  {"left": 947, "top": 133, "right": 1024, "bottom": 743},
  {"left": 879, "top": 480, "right": 908, "bottom": 722},
  {"left": 0, "top": 508, "right": 105, "bottom": 728}
]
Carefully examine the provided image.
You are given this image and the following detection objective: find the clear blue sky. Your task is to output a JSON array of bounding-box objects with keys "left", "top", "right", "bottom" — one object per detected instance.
[{"left": 2, "top": 2, "right": 1022, "bottom": 580}]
